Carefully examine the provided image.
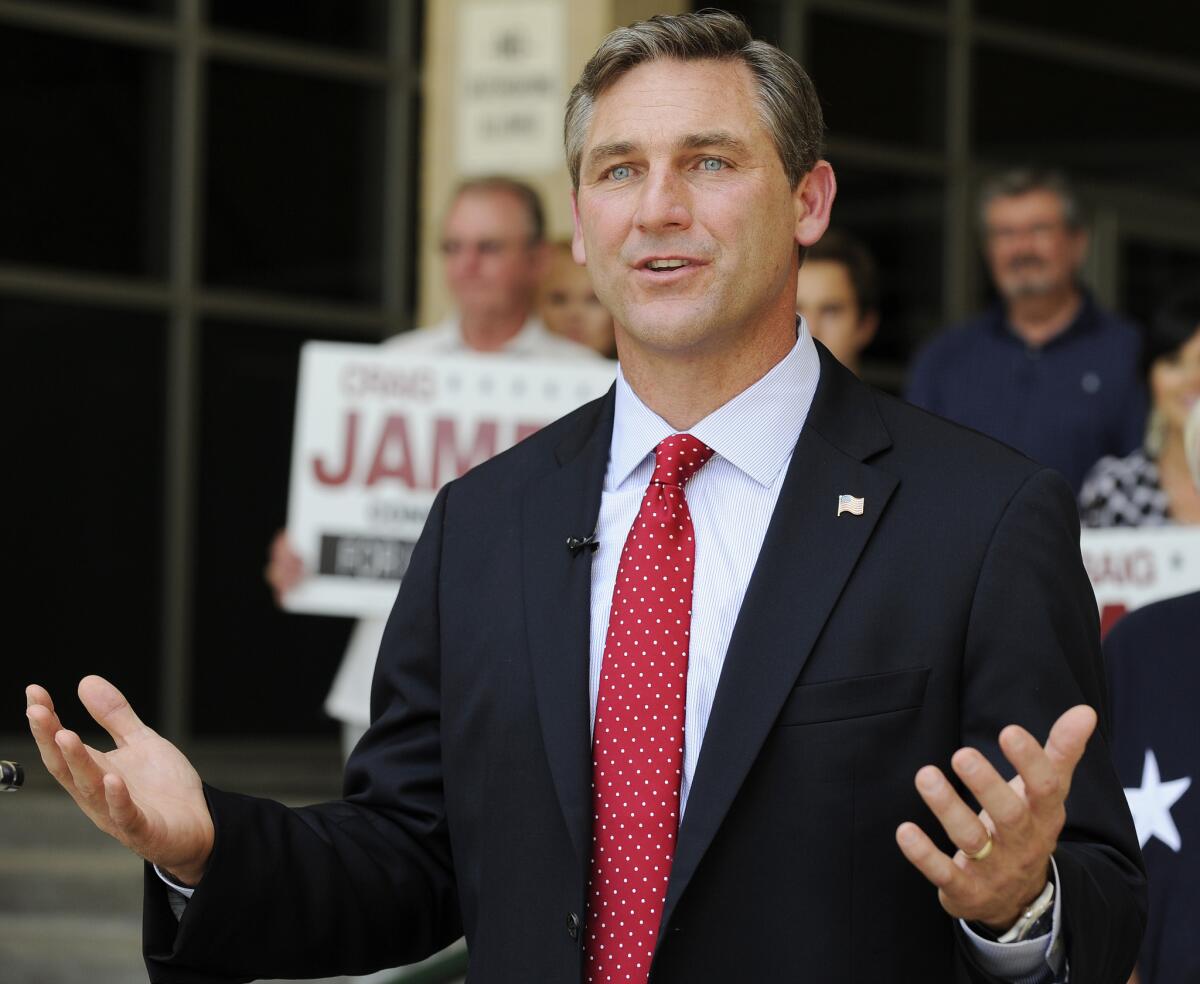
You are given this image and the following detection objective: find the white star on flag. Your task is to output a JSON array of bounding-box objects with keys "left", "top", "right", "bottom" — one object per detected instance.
[{"left": 1123, "top": 748, "right": 1191, "bottom": 852}]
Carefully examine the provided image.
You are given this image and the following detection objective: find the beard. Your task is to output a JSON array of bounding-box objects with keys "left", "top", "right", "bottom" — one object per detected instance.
[{"left": 997, "top": 256, "right": 1058, "bottom": 301}]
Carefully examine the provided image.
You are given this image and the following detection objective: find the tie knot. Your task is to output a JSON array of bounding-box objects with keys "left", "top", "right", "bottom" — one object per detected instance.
[{"left": 651, "top": 433, "right": 714, "bottom": 488}]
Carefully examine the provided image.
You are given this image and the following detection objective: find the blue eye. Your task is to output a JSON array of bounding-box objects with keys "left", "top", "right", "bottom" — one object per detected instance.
[
  {"left": 700, "top": 158, "right": 725, "bottom": 171},
  {"left": 610, "top": 165, "right": 632, "bottom": 181}
]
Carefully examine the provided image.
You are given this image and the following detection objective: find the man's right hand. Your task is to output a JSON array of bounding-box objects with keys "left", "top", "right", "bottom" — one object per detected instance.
[
  {"left": 26, "top": 676, "right": 214, "bottom": 887},
  {"left": 265, "top": 529, "right": 305, "bottom": 605}
]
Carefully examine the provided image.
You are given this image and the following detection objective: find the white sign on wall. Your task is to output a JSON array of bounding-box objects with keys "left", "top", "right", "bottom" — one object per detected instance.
[
  {"left": 456, "top": 0, "right": 566, "bottom": 174},
  {"left": 1079, "top": 527, "right": 1200, "bottom": 635},
  {"left": 283, "top": 342, "right": 615, "bottom": 618}
]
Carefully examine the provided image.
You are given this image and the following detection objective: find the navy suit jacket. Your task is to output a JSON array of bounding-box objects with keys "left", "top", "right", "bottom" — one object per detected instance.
[{"left": 144, "top": 347, "right": 1145, "bottom": 983}]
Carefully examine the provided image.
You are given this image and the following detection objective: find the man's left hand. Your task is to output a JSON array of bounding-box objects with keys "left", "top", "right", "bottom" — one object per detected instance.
[{"left": 895, "top": 704, "right": 1097, "bottom": 931}]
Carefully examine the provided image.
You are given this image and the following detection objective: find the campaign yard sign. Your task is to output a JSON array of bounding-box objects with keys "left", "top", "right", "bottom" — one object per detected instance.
[
  {"left": 284, "top": 342, "right": 616, "bottom": 617},
  {"left": 1080, "top": 527, "right": 1200, "bottom": 636}
]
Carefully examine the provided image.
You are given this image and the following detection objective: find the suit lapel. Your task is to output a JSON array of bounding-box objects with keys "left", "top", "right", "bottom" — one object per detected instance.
[
  {"left": 522, "top": 392, "right": 614, "bottom": 871},
  {"left": 661, "top": 350, "right": 899, "bottom": 932}
]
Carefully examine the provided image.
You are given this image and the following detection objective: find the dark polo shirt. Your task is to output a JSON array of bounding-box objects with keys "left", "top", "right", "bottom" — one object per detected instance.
[{"left": 905, "top": 294, "right": 1147, "bottom": 493}]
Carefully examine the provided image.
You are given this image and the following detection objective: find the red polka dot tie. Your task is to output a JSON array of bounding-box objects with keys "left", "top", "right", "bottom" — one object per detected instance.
[{"left": 585, "top": 433, "right": 715, "bottom": 984}]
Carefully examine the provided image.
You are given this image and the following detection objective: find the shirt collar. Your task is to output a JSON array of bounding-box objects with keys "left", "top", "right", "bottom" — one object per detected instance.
[
  {"left": 990, "top": 290, "right": 1099, "bottom": 347},
  {"left": 609, "top": 319, "right": 821, "bottom": 490},
  {"left": 446, "top": 313, "right": 547, "bottom": 352}
]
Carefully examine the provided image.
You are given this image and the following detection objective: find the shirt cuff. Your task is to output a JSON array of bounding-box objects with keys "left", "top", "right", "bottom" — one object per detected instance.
[
  {"left": 958, "top": 856, "right": 1066, "bottom": 983},
  {"left": 154, "top": 863, "right": 196, "bottom": 899}
]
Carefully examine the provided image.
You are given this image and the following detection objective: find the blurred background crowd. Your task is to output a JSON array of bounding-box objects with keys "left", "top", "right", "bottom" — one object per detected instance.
[{"left": 1, "top": 2, "right": 1196, "bottom": 983}]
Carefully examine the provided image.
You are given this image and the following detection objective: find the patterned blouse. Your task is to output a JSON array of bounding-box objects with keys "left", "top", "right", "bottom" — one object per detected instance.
[{"left": 1079, "top": 449, "right": 1173, "bottom": 527}]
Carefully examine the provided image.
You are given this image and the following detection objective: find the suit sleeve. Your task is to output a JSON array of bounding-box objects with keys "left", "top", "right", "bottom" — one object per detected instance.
[
  {"left": 143, "top": 486, "right": 462, "bottom": 983},
  {"left": 953, "top": 468, "right": 1146, "bottom": 984}
]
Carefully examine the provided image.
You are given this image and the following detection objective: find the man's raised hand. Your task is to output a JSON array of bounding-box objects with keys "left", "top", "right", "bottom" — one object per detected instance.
[
  {"left": 26, "top": 675, "right": 214, "bottom": 887},
  {"left": 895, "top": 704, "right": 1097, "bottom": 931}
]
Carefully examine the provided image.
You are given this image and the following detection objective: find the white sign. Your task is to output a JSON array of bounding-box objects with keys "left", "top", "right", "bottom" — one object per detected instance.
[
  {"left": 284, "top": 343, "right": 615, "bottom": 617},
  {"left": 1079, "top": 527, "right": 1200, "bottom": 635},
  {"left": 456, "top": 0, "right": 566, "bottom": 174}
]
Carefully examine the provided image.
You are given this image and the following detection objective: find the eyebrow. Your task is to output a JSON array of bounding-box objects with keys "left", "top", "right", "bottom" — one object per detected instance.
[
  {"left": 680, "top": 130, "right": 750, "bottom": 156},
  {"left": 584, "top": 131, "right": 751, "bottom": 172},
  {"left": 585, "top": 140, "right": 637, "bottom": 171}
]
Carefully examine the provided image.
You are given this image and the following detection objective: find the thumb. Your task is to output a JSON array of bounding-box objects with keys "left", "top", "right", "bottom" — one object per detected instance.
[
  {"left": 1044, "top": 704, "right": 1097, "bottom": 793},
  {"left": 78, "top": 676, "right": 149, "bottom": 749}
]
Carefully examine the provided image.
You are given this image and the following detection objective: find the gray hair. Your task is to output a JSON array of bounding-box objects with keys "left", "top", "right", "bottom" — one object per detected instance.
[
  {"left": 564, "top": 9, "right": 824, "bottom": 191},
  {"left": 451, "top": 175, "right": 546, "bottom": 243},
  {"left": 978, "top": 168, "right": 1084, "bottom": 230}
]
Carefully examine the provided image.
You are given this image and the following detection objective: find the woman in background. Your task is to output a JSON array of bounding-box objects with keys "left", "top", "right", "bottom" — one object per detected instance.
[
  {"left": 1080, "top": 286, "right": 1200, "bottom": 526},
  {"left": 538, "top": 239, "right": 617, "bottom": 359}
]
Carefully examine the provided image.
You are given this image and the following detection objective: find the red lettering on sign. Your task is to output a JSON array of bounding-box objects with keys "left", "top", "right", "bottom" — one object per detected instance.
[
  {"left": 513, "top": 421, "right": 546, "bottom": 444},
  {"left": 431, "top": 417, "right": 498, "bottom": 486},
  {"left": 1099, "top": 603, "right": 1128, "bottom": 640},
  {"left": 366, "top": 415, "right": 417, "bottom": 488},
  {"left": 1083, "top": 549, "right": 1157, "bottom": 587},
  {"left": 312, "top": 412, "right": 358, "bottom": 486}
]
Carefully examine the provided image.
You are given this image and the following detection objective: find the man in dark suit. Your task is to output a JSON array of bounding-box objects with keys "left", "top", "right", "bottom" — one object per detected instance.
[{"left": 25, "top": 11, "right": 1143, "bottom": 984}]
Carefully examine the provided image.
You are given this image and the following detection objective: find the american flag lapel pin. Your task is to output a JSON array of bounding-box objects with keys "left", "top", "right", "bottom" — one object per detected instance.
[{"left": 837, "top": 494, "right": 865, "bottom": 517}]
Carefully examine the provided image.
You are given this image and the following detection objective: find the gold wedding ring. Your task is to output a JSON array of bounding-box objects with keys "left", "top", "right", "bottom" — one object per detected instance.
[{"left": 966, "top": 829, "right": 994, "bottom": 862}]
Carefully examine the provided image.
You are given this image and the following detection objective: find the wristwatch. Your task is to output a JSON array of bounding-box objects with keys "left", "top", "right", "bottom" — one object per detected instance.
[{"left": 972, "top": 880, "right": 1055, "bottom": 944}]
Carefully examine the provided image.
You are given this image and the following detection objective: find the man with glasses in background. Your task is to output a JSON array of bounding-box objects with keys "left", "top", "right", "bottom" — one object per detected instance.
[{"left": 906, "top": 169, "right": 1146, "bottom": 493}]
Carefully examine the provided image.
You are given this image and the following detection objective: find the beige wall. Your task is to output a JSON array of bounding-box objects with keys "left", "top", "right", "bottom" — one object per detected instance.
[{"left": 416, "top": 0, "right": 686, "bottom": 326}]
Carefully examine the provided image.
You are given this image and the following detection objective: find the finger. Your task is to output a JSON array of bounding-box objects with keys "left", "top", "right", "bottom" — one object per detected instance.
[
  {"left": 1043, "top": 705, "right": 1098, "bottom": 798},
  {"left": 999, "top": 725, "right": 1062, "bottom": 816},
  {"left": 26, "top": 703, "right": 73, "bottom": 787},
  {"left": 951, "top": 748, "right": 1028, "bottom": 834},
  {"left": 26, "top": 683, "right": 55, "bottom": 713},
  {"left": 914, "top": 765, "right": 993, "bottom": 857},
  {"left": 896, "top": 822, "right": 971, "bottom": 900},
  {"left": 104, "top": 773, "right": 150, "bottom": 845},
  {"left": 77, "top": 675, "right": 149, "bottom": 748},
  {"left": 55, "top": 730, "right": 110, "bottom": 808}
]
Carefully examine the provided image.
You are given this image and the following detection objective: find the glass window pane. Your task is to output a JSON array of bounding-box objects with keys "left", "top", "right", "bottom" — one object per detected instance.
[
  {"left": 972, "top": 47, "right": 1200, "bottom": 200},
  {"left": 64, "top": 0, "right": 173, "bottom": 13},
  {"left": 192, "top": 320, "right": 379, "bottom": 737},
  {"left": 976, "top": 0, "right": 1200, "bottom": 63},
  {"left": 0, "top": 28, "right": 171, "bottom": 277},
  {"left": 203, "top": 61, "right": 385, "bottom": 304},
  {"left": 825, "top": 167, "right": 946, "bottom": 386},
  {"left": 207, "top": 0, "right": 388, "bottom": 54},
  {"left": 1121, "top": 239, "right": 1200, "bottom": 332},
  {"left": 704, "top": 1, "right": 788, "bottom": 48},
  {"left": 4, "top": 299, "right": 165, "bottom": 732},
  {"left": 807, "top": 14, "right": 946, "bottom": 152},
  {"left": 858, "top": 0, "right": 944, "bottom": 8}
]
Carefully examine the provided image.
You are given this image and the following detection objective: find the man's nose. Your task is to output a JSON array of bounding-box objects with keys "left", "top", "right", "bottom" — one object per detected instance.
[
  {"left": 633, "top": 168, "right": 693, "bottom": 233},
  {"left": 451, "top": 248, "right": 483, "bottom": 275}
]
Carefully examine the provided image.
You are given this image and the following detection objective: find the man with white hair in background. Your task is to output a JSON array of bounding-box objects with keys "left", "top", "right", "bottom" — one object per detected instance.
[{"left": 267, "top": 176, "right": 598, "bottom": 758}]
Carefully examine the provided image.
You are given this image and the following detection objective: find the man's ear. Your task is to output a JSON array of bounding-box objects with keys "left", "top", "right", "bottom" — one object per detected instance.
[
  {"left": 794, "top": 161, "right": 837, "bottom": 248},
  {"left": 571, "top": 191, "right": 588, "bottom": 265}
]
